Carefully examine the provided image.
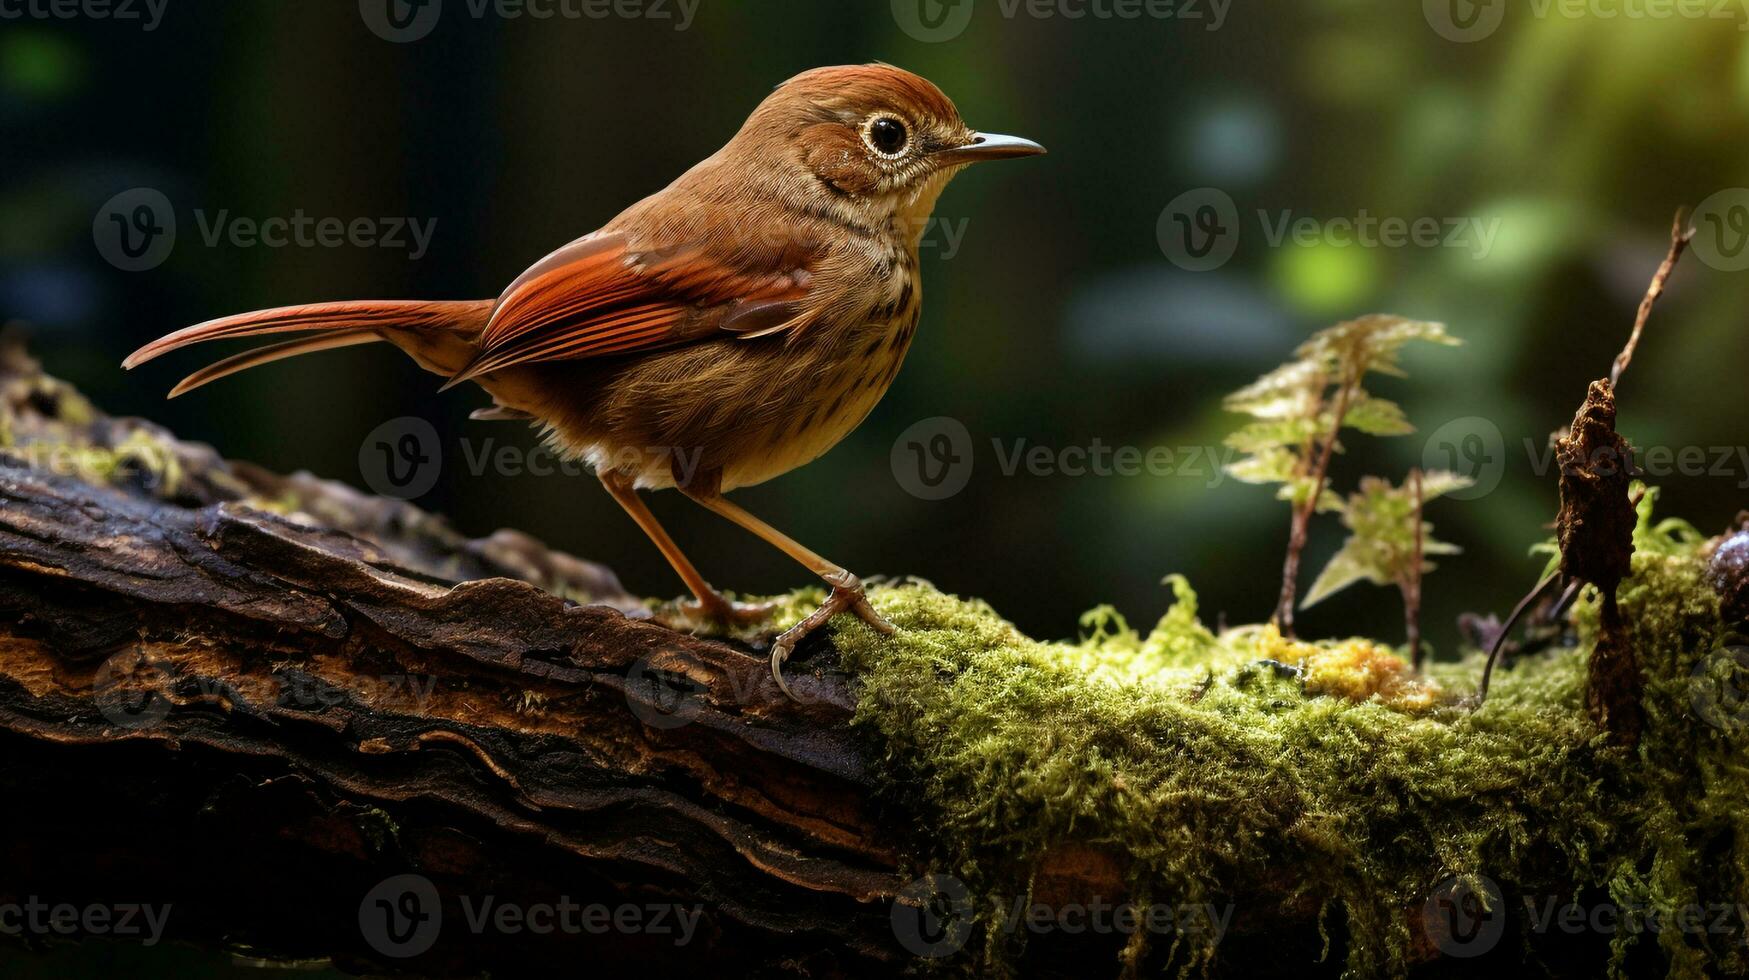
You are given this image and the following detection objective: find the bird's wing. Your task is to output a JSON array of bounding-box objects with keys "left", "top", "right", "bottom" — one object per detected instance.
[{"left": 443, "top": 231, "right": 818, "bottom": 388}]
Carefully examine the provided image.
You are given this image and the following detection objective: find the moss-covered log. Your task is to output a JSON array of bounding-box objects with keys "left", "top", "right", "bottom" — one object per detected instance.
[{"left": 3, "top": 335, "right": 1749, "bottom": 980}]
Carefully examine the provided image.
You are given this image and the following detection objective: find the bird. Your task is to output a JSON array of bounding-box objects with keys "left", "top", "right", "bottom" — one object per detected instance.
[{"left": 123, "top": 64, "right": 1044, "bottom": 698}]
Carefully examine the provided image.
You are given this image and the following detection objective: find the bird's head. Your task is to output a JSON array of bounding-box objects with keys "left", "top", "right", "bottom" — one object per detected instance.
[{"left": 730, "top": 64, "right": 1043, "bottom": 231}]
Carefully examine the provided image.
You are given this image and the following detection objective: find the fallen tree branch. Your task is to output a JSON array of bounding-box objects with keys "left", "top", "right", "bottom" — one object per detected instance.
[{"left": 8, "top": 331, "right": 1738, "bottom": 978}]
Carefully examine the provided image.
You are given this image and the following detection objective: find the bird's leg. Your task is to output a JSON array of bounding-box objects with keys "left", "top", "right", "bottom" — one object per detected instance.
[
  {"left": 679, "top": 486, "right": 896, "bottom": 699},
  {"left": 596, "top": 473, "right": 773, "bottom": 625}
]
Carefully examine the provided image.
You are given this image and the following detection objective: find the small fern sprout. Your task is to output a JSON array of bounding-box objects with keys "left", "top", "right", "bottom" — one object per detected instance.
[
  {"left": 1302, "top": 469, "right": 1473, "bottom": 667},
  {"left": 1223, "top": 314, "right": 1461, "bottom": 634}
]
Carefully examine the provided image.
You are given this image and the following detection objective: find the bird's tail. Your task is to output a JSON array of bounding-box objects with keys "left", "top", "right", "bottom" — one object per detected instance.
[{"left": 123, "top": 299, "right": 494, "bottom": 397}]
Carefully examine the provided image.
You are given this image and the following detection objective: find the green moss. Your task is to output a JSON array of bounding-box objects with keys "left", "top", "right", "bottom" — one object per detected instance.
[
  {"left": 822, "top": 501, "right": 1739, "bottom": 978},
  {"left": 78, "top": 429, "right": 184, "bottom": 496}
]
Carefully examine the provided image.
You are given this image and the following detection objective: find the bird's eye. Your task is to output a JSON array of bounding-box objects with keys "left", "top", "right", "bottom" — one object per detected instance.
[{"left": 865, "top": 116, "right": 909, "bottom": 158}]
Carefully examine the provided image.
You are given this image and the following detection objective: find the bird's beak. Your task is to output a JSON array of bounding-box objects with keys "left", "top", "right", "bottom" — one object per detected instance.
[{"left": 935, "top": 131, "right": 1046, "bottom": 165}]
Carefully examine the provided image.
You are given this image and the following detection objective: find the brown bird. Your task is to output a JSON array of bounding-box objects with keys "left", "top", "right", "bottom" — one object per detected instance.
[{"left": 124, "top": 64, "right": 1043, "bottom": 696}]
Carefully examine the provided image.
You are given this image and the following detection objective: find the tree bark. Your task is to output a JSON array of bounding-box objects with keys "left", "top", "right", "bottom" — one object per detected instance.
[{"left": 0, "top": 338, "right": 908, "bottom": 976}]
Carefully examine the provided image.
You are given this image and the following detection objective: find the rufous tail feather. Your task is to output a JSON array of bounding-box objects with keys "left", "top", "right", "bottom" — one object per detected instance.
[{"left": 124, "top": 299, "right": 493, "bottom": 397}]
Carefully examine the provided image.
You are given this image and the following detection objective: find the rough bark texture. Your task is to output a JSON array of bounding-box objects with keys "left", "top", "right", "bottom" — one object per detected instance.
[{"left": 0, "top": 339, "right": 909, "bottom": 976}]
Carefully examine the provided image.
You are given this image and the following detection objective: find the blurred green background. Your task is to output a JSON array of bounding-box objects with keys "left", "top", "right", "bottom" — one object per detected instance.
[{"left": 6, "top": 0, "right": 1749, "bottom": 662}]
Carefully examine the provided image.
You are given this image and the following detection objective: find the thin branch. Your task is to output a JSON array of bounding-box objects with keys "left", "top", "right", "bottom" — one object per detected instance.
[
  {"left": 1611, "top": 209, "right": 1695, "bottom": 389},
  {"left": 1476, "top": 572, "right": 1563, "bottom": 703},
  {"left": 1276, "top": 366, "right": 1357, "bottom": 635},
  {"left": 1407, "top": 468, "right": 1425, "bottom": 671}
]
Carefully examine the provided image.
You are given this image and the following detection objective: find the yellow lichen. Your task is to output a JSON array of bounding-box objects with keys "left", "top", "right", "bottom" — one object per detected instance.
[{"left": 1254, "top": 623, "right": 1442, "bottom": 711}]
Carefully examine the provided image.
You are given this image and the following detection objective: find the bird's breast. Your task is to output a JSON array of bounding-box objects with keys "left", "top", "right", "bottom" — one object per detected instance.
[{"left": 717, "top": 275, "right": 921, "bottom": 491}]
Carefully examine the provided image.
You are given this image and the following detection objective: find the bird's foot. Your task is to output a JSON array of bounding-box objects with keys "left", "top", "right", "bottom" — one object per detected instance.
[
  {"left": 682, "top": 593, "right": 778, "bottom": 627},
  {"left": 769, "top": 571, "right": 895, "bottom": 700}
]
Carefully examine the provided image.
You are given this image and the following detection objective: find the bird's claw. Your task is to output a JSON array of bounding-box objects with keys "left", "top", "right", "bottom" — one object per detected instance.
[
  {"left": 682, "top": 594, "right": 777, "bottom": 627},
  {"left": 769, "top": 574, "right": 896, "bottom": 700}
]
